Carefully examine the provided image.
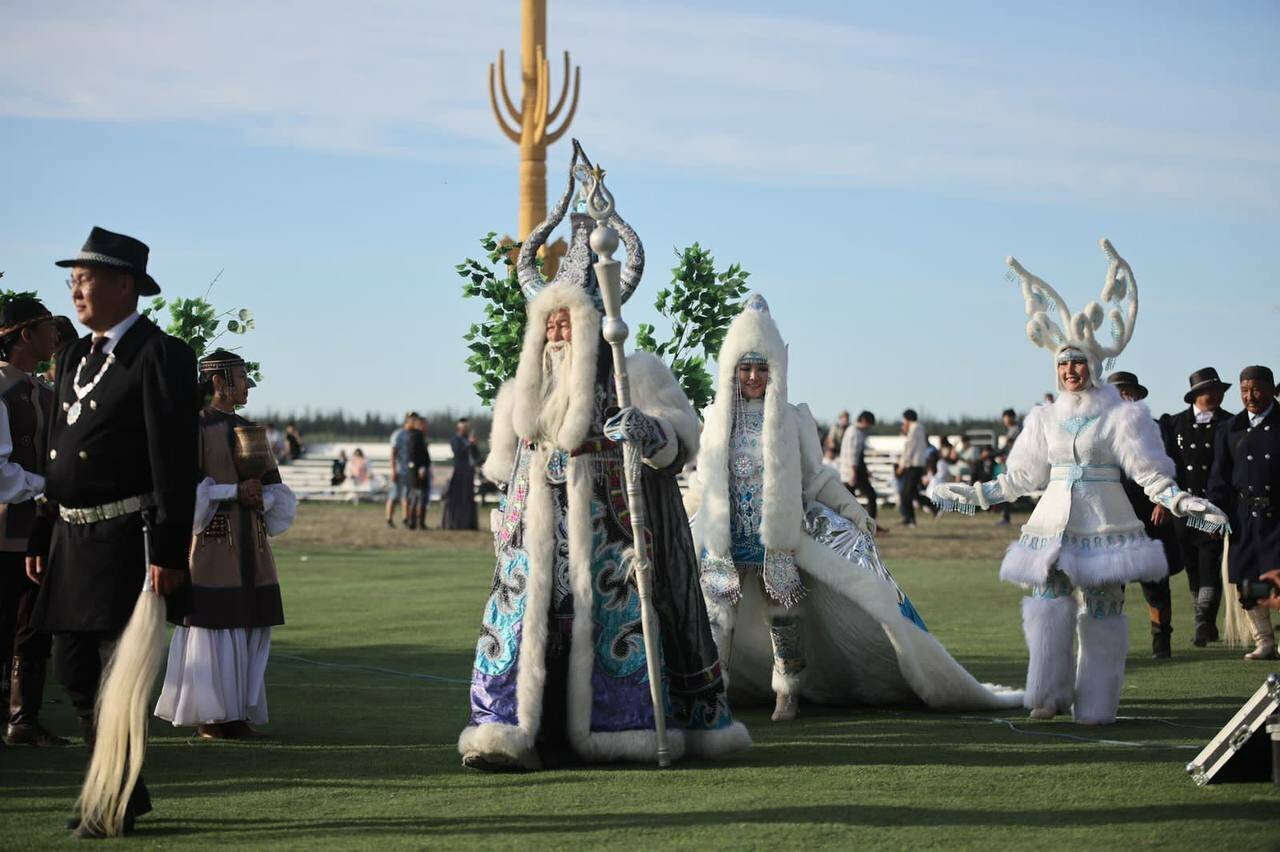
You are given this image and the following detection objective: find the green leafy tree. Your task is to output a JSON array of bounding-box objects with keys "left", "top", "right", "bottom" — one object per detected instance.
[
  {"left": 635, "top": 244, "right": 749, "bottom": 411},
  {"left": 141, "top": 271, "right": 262, "bottom": 382},
  {"left": 458, "top": 234, "right": 528, "bottom": 407}
]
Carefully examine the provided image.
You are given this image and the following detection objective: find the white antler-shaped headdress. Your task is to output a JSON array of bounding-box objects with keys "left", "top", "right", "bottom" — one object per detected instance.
[{"left": 1007, "top": 238, "right": 1139, "bottom": 386}]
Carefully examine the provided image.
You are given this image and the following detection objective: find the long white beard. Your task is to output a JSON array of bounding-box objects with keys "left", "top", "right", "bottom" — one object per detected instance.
[{"left": 536, "top": 341, "right": 573, "bottom": 444}]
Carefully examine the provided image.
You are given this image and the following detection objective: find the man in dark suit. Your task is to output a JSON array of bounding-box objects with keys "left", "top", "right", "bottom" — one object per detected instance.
[
  {"left": 26, "top": 227, "right": 198, "bottom": 836},
  {"left": 1161, "top": 367, "right": 1234, "bottom": 646},
  {"left": 1209, "top": 365, "right": 1280, "bottom": 661}
]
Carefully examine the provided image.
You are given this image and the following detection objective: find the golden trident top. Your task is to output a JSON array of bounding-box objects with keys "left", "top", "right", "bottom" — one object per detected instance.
[{"left": 489, "top": 0, "right": 581, "bottom": 244}]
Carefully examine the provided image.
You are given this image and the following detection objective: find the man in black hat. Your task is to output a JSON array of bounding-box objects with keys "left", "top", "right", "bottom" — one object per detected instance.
[
  {"left": 1108, "top": 371, "right": 1181, "bottom": 658},
  {"left": 1160, "top": 366, "right": 1234, "bottom": 646},
  {"left": 0, "top": 295, "right": 70, "bottom": 747},
  {"left": 25, "top": 227, "right": 198, "bottom": 836},
  {"left": 1209, "top": 365, "right": 1280, "bottom": 660}
]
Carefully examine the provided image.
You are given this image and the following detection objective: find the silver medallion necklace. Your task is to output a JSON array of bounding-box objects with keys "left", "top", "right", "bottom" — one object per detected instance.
[{"left": 65, "top": 352, "right": 115, "bottom": 425}]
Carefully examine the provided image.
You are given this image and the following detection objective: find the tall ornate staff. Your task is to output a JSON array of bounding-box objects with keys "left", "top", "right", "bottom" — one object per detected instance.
[{"left": 585, "top": 157, "right": 671, "bottom": 768}]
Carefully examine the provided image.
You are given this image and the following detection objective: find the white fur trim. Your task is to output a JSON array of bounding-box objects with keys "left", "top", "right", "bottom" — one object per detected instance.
[
  {"left": 457, "top": 722, "right": 539, "bottom": 769},
  {"left": 626, "top": 350, "right": 700, "bottom": 469},
  {"left": 482, "top": 381, "right": 518, "bottom": 484},
  {"left": 564, "top": 454, "right": 599, "bottom": 755},
  {"left": 510, "top": 281, "right": 601, "bottom": 451},
  {"left": 684, "top": 721, "right": 752, "bottom": 760},
  {"left": 1073, "top": 612, "right": 1127, "bottom": 724},
  {"left": 771, "top": 667, "right": 802, "bottom": 697},
  {"left": 573, "top": 727, "right": 687, "bottom": 764},
  {"left": 1021, "top": 595, "right": 1077, "bottom": 713},
  {"left": 514, "top": 447, "right": 555, "bottom": 738},
  {"left": 698, "top": 301, "right": 803, "bottom": 558},
  {"left": 1000, "top": 535, "right": 1169, "bottom": 587}
]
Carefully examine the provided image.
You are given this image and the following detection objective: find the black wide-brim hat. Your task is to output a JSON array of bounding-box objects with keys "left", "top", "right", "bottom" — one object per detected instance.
[
  {"left": 1106, "top": 370, "right": 1148, "bottom": 400},
  {"left": 55, "top": 226, "right": 160, "bottom": 296},
  {"left": 1184, "top": 366, "right": 1231, "bottom": 404}
]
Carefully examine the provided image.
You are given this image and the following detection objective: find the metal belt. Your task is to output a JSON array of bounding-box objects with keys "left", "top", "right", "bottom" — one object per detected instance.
[
  {"left": 59, "top": 494, "right": 155, "bottom": 525},
  {"left": 1050, "top": 463, "right": 1122, "bottom": 484}
]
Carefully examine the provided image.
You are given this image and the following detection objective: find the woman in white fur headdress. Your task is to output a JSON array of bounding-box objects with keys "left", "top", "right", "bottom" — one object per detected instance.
[
  {"left": 934, "top": 240, "right": 1228, "bottom": 724},
  {"left": 688, "top": 294, "right": 1023, "bottom": 721}
]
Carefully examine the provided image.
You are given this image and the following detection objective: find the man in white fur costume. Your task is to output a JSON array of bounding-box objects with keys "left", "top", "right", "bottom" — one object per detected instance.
[
  {"left": 689, "top": 294, "right": 1023, "bottom": 721},
  {"left": 458, "top": 153, "right": 750, "bottom": 771},
  {"left": 934, "top": 240, "right": 1228, "bottom": 724}
]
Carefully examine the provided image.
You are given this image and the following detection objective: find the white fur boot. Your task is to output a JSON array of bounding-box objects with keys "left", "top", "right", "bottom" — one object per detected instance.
[
  {"left": 1022, "top": 595, "right": 1076, "bottom": 718},
  {"left": 1073, "top": 613, "right": 1128, "bottom": 725}
]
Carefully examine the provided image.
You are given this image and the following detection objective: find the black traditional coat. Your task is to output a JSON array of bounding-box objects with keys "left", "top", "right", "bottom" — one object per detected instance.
[
  {"left": 1122, "top": 418, "right": 1181, "bottom": 577},
  {"left": 31, "top": 315, "right": 198, "bottom": 633},
  {"left": 1209, "top": 405, "right": 1280, "bottom": 584}
]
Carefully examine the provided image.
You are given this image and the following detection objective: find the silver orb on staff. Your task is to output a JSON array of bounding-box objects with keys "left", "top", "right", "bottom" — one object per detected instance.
[{"left": 585, "top": 162, "right": 671, "bottom": 768}]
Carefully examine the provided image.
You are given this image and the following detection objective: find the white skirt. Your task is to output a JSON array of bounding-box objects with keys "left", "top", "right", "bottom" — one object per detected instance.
[{"left": 154, "top": 626, "right": 272, "bottom": 726}]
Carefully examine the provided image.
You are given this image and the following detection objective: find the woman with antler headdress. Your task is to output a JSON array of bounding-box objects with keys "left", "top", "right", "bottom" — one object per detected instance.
[
  {"left": 687, "top": 295, "right": 1023, "bottom": 722},
  {"left": 458, "top": 146, "right": 750, "bottom": 771},
  {"left": 934, "top": 240, "right": 1228, "bottom": 724}
]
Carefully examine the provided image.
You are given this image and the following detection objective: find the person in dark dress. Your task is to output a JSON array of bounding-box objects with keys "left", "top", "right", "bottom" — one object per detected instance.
[
  {"left": 1209, "top": 365, "right": 1280, "bottom": 660},
  {"left": 441, "top": 418, "right": 479, "bottom": 530},
  {"left": 0, "top": 295, "right": 69, "bottom": 747},
  {"left": 1161, "top": 366, "right": 1234, "bottom": 646},
  {"left": 1108, "top": 372, "right": 1182, "bottom": 658},
  {"left": 407, "top": 415, "right": 431, "bottom": 530},
  {"left": 27, "top": 227, "right": 198, "bottom": 837}
]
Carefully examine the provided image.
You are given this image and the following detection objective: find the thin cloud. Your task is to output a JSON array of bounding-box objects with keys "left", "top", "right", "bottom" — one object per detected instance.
[{"left": 1, "top": 1, "right": 1276, "bottom": 210}]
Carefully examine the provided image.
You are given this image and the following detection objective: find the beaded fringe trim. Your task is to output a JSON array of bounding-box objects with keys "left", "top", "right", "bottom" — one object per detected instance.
[{"left": 932, "top": 497, "right": 976, "bottom": 516}]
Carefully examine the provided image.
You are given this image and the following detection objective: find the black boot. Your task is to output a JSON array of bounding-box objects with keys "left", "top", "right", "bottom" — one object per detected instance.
[
  {"left": 4, "top": 656, "right": 70, "bottom": 746},
  {"left": 1150, "top": 607, "right": 1172, "bottom": 659},
  {"left": 1192, "top": 588, "right": 1221, "bottom": 646}
]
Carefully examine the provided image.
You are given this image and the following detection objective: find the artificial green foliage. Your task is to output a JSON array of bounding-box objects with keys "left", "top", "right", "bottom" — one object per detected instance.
[
  {"left": 141, "top": 274, "right": 262, "bottom": 382},
  {"left": 459, "top": 236, "right": 749, "bottom": 411},
  {"left": 635, "top": 243, "right": 749, "bottom": 411},
  {"left": 0, "top": 287, "right": 40, "bottom": 306},
  {"left": 457, "top": 233, "right": 527, "bottom": 408}
]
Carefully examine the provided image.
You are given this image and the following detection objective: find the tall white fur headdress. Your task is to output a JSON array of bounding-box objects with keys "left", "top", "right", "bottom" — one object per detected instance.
[
  {"left": 1007, "top": 238, "right": 1139, "bottom": 390},
  {"left": 700, "top": 292, "right": 804, "bottom": 557}
]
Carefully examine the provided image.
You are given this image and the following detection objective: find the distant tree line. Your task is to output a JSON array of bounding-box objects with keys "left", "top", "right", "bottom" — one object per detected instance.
[{"left": 245, "top": 409, "right": 493, "bottom": 443}]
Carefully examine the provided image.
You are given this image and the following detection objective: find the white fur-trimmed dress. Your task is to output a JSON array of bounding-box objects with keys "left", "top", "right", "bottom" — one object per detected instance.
[
  {"left": 989, "top": 384, "right": 1178, "bottom": 588},
  {"left": 690, "top": 294, "right": 1023, "bottom": 711}
]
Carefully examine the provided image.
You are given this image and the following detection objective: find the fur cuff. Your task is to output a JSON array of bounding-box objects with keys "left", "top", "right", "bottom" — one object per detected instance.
[{"left": 457, "top": 723, "right": 540, "bottom": 769}]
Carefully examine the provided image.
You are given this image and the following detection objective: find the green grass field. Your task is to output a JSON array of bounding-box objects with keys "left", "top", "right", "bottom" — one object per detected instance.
[{"left": 3, "top": 504, "right": 1278, "bottom": 849}]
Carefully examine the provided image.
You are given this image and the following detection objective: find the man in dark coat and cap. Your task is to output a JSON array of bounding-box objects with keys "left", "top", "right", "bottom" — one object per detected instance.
[
  {"left": 0, "top": 294, "right": 70, "bottom": 747},
  {"left": 1160, "top": 367, "right": 1234, "bottom": 646},
  {"left": 1209, "top": 365, "right": 1280, "bottom": 660},
  {"left": 26, "top": 227, "right": 198, "bottom": 836}
]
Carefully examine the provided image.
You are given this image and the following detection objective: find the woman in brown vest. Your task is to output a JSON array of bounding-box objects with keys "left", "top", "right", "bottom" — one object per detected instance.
[{"left": 154, "top": 350, "right": 296, "bottom": 739}]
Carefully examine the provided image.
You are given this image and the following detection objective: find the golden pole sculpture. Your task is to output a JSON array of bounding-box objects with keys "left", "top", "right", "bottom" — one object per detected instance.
[{"left": 489, "top": 0, "right": 580, "bottom": 274}]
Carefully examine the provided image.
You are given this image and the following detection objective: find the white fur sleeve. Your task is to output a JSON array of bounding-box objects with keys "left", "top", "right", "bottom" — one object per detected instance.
[
  {"left": 1108, "top": 401, "right": 1178, "bottom": 500},
  {"left": 193, "top": 476, "right": 237, "bottom": 534},
  {"left": 628, "top": 351, "right": 699, "bottom": 470},
  {"left": 262, "top": 482, "right": 298, "bottom": 537},
  {"left": 482, "top": 380, "right": 519, "bottom": 484},
  {"left": 796, "top": 404, "right": 865, "bottom": 521},
  {"left": 995, "top": 404, "right": 1050, "bottom": 500}
]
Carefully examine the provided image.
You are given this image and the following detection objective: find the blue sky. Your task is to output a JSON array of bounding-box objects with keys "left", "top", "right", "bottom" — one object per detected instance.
[{"left": 2, "top": 0, "right": 1277, "bottom": 423}]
